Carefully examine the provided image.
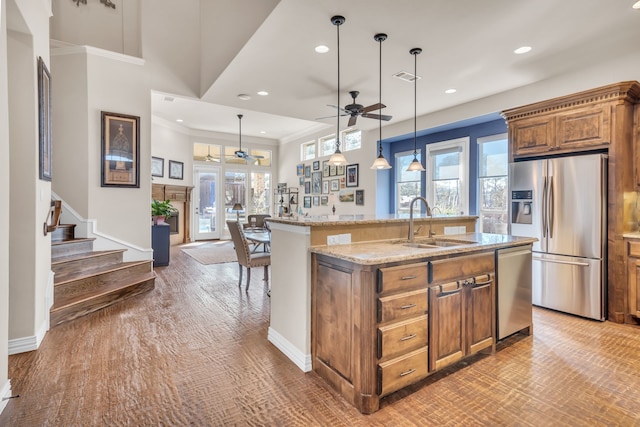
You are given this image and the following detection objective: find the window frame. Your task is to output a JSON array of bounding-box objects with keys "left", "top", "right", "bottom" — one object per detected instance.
[
  {"left": 425, "top": 136, "right": 469, "bottom": 216},
  {"left": 395, "top": 150, "right": 423, "bottom": 214},
  {"left": 477, "top": 133, "right": 508, "bottom": 234},
  {"left": 301, "top": 140, "right": 316, "bottom": 161}
]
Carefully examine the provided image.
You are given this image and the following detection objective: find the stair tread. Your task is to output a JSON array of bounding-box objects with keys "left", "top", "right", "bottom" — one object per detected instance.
[
  {"left": 51, "top": 249, "right": 126, "bottom": 264},
  {"left": 52, "top": 237, "right": 96, "bottom": 247},
  {"left": 52, "top": 271, "right": 156, "bottom": 311},
  {"left": 54, "top": 260, "right": 152, "bottom": 285}
]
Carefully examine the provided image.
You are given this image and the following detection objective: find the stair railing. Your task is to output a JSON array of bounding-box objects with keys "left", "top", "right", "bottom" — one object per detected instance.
[{"left": 44, "top": 200, "right": 62, "bottom": 236}]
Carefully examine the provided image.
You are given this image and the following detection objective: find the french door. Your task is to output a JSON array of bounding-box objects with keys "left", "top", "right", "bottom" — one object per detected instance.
[{"left": 193, "top": 166, "right": 221, "bottom": 240}]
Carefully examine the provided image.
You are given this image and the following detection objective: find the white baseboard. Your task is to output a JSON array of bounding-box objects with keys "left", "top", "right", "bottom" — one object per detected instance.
[
  {"left": 267, "top": 327, "right": 312, "bottom": 372},
  {"left": 8, "top": 321, "right": 47, "bottom": 355},
  {"left": 0, "top": 379, "right": 12, "bottom": 415}
]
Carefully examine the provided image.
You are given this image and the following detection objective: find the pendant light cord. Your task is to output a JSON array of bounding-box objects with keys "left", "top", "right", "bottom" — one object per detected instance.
[
  {"left": 413, "top": 51, "right": 417, "bottom": 157},
  {"left": 336, "top": 19, "right": 341, "bottom": 152},
  {"left": 378, "top": 36, "right": 383, "bottom": 156}
]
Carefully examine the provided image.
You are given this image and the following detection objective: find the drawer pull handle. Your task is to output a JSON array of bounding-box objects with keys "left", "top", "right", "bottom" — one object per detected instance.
[
  {"left": 400, "top": 303, "right": 417, "bottom": 310},
  {"left": 400, "top": 334, "right": 417, "bottom": 341},
  {"left": 474, "top": 279, "right": 493, "bottom": 287},
  {"left": 401, "top": 275, "right": 417, "bottom": 280},
  {"left": 400, "top": 368, "right": 416, "bottom": 377}
]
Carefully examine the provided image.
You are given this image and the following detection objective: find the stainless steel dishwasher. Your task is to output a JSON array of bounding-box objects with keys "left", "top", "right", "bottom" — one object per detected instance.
[{"left": 496, "top": 245, "right": 533, "bottom": 340}]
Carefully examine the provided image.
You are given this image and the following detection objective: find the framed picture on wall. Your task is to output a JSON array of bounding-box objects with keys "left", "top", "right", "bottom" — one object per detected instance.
[
  {"left": 355, "top": 189, "right": 364, "bottom": 206},
  {"left": 313, "top": 196, "right": 320, "bottom": 206},
  {"left": 303, "top": 196, "right": 312, "bottom": 208},
  {"left": 38, "top": 57, "right": 52, "bottom": 182},
  {"left": 322, "top": 160, "right": 329, "bottom": 178},
  {"left": 151, "top": 156, "right": 164, "bottom": 177},
  {"left": 322, "top": 180, "right": 329, "bottom": 194},
  {"left": 299, "top": 176, "right": 305, "bottom": 186},
  {"left": 346, "top": 164, "right": 359, "bottom": 187},
  {"left": 297, "top": 164, "right": 304, "bottom": 176},
  {"left": 313, "top": 160, "right": 320, "bottom": 170},
  {"left": 312, "top": 171, "right": 322, "bottom": 194},
  {"left": 321, "top": 196, "right": 329, "bottom": 206},
  {"left": 305, "top": 165, "right": 311, "bottom": 178},
  {"left": 304, "top": 181, "right": 311, "bottom": 194},
  {"left": 330, "top": 179, "right": 340, "bottom": 191},
  {"left": 101, "top": 111, "right": 140, "bottom": 188},
  {"left": 169, "top": 160, "right": 184, "bottom": 180}
]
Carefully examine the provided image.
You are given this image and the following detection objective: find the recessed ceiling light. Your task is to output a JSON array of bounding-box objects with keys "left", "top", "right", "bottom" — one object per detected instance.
[
  {"left": 633, "top": 1, "right": 640, "bottom": 9},
  {"left": 445, "top": 88, "right": 457, "bottom": 94},
  {"left": 176, "top": 118, "right": 183, "bottom": 123},
  {"left": 514, "top": 46, "right": 532, "bottom": 54},
  {"left": 315, "top": 45, "right": 330, "bottom": 53},
  {"left": 257, "top": 91, "right": 269, "bottom": 96},
  {"left": 260, "top": 130, "right": 266, "bottom": 134},
  {"left": 237, "top": 94, "right": 251, "bottom": 101}
]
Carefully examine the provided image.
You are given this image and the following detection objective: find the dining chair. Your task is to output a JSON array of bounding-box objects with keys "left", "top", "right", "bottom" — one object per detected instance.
[
  {"left": 227, "top": 220, "right": 270, "bottom": 294},
  {"left": 243, "top": 214, "right": 271, "bottom": 230}
]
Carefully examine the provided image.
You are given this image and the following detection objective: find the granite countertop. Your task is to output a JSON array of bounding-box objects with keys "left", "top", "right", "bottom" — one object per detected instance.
[
  {"left": 266, "top": 214, "right": 477, "bottom": 227},
  {"left": 309, "top": 233, "right": 537, "bottom": 265}
]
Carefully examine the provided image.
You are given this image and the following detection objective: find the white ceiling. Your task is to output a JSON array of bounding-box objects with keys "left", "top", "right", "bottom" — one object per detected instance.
[{"left": 151, "top": 0, "right": 640, "bottom": 142}]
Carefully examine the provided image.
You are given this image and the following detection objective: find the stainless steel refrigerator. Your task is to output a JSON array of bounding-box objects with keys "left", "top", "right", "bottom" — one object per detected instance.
[{"left": 509, "top": 153, "right": 607, "bottom": 320}]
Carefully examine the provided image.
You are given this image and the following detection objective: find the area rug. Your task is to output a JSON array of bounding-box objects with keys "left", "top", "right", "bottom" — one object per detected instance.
[{"left": 181, "top": 241, "right": 238, "bottom": 265}]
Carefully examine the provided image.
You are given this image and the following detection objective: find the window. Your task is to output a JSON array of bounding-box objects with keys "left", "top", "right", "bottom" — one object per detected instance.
[
  {"left": 319, "top": 134, "right": 336, "bottom": 157},
  {"left": 301, "top": 141, "right": 316, "bottom": 161},
  {"left": 342, "top": 128, "right": 361, "bottom": 151},
  {"left": 478, "top": 134, "right": 508, "bottom": 234},
  {"left": 250, "top": 148, "right": 272, "bottom": 167},
  {"left": 396, "top": 151, "right": 422, "bottom": 214},
  {"left": 426, "top": 137, "right": 469, "bottom": 215},
  {"left": 225, "top": 171, "right": 247, "bottom": 224},
  {"left": 250, "top": 172, "right": 271, "bottom": 214},
  {"left": 193, "top": 143, "right": 221, "bottom": 162}
]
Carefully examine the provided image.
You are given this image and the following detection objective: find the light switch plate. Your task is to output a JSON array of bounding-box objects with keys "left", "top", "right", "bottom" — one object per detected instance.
[{"left": 327, "top": 235, "right": 339, "bottom": 245}]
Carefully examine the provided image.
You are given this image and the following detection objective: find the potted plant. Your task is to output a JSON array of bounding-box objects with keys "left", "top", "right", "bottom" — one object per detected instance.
[{"left": 151, "top": 199, "right": 178, "bottom": 225}]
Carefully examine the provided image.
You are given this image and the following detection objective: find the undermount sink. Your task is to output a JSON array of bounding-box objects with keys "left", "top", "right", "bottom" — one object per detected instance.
[{"left": 401, "top": 238, "right": 477, "bottom": 249}]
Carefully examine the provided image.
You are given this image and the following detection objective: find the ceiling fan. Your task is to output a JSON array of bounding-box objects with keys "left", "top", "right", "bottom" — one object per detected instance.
[
  {"left": 318, "top": 90, "right": 392, "bottom": 127},
  {"left": 229, "top": 114, "right": 264, "bottom": 163},
  {"left": 204, "top": 145, "right": 218, "bottom": 162}
]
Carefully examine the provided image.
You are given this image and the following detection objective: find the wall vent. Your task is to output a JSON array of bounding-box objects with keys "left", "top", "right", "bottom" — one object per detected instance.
[{"left": 393, "top": 71, "right": 421, "bottom": 82}]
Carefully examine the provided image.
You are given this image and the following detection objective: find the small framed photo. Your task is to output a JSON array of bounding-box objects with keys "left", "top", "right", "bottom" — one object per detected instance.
[
  {"left": 322, "top": 180, "right": 329, "bottom": 194},
  {"left": 305, "top": 165, "right": 311, "bottom": 178},
  {"left": 101, "top": 111, "right": 140, "bottom": 187},
  {"left": 169, "top": 160, "right": 184, "bottom": 180},
  {"left": 322, "top": 160, "right": 329, "bottom": 178},
  {"left": 299, "top": 176, "right": 305, "bottom": 186},
  {"left": 277, "top": 182, "right": 287, "bottom": 194},
  {"left": 339, "top": 189, "right": 355, "bottom": 202},
  {"left": 305, "top": 181, "right": 311, "bottom": 194},
  {"left": 330, "top": 179, "right": 340, "bottom": 191},
  {"left": 356, "top": 189, "right": 364, "bottom": 206},
  {"left": 321, "top": 196, "right": 329, "bottom": 206},
  {"left": 313, "top": 196, "right": 320, "bottom": 206},
  {"left": 38, "top": 57, "right": 52, "bottom": 182},
  {"left": 303, "top": 196, "right": 311, "bottom": 208},
  {"left": 330, "top": 165, "right": 337, "bottom": 176},
  {"left": 346, "top": 164, "right": 359, "bottom": 187},
  {"left": 151, "top": 156, "right": 164, "bottom": 177},
  {"left": 311, "top": 171, "right": 322, "bottom": 194},
  {"left": 313, "top": 160, "right": 320, "bottom": 170},
  {"left": 337, "top": 165, "right": 345, "bottom": 176},
  {"left": 297, "top": 164, "right": 304, "bottom": 176}
]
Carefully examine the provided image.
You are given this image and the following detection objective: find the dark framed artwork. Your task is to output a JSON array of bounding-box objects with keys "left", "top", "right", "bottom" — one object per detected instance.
[
  {"left": 313, "top": 160, "right": 320, "bottom": 170},
  {"left": 322, "top": 160, "right": 329, "bottom": 178},
  {"left": 169, "top": 160, "right": 184, "bottom": 179},
  {"left": 311, "top": 171, "right": 322, "bottom": 194},
  {"left": 313, "top": 195, "right": 320, "bottom": 206},
  {"left": 303, "top": 196, "right": 312, "bottom": 208},
  {"left": 346, "top": 163, "right": 359, "bottom": 187},
  {"left": 304, "top": 181, "right": 311, "bottom": 194},
  {"left": 38, "top": 57, "right": 52, "bottom": 181},
  {"left": 151, "top": 156, "right": 164, "bottom": 177},
  {"left": 321, "top": 196, "right": 329, "bottom": 206},
  {"left": 101, "top": 111, "right": 140, "bottom": 187},
  {"left": 337, "top": 165, "right": 345, "bottom": 176},
  {"left": 299, "top": 176, "right": 305, "bottom": 186},
  {"left": 356, "top": 189, "right": 364, "bottom": 206},
  {"left": 305, "top": 165, "right": 311, "bottom": 178},
  {"left": 330, "top": 179, "right": 340, "bottom": 191},
  {"left": 297, "top": 164, "right": 304, "bottom": 176}
]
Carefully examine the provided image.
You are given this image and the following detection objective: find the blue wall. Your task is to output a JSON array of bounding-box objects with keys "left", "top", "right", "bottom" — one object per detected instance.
[{"left": 383, "top": 118, "right": 507, "bottom": 215}]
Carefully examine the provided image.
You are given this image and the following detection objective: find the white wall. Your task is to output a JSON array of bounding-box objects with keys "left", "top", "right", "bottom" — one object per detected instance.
[
  {"left": 6, "top": 0, "right": 52, "bottom": 348},
  {"left": 0, "top": 0, "right": 11, "bottom": 411}
]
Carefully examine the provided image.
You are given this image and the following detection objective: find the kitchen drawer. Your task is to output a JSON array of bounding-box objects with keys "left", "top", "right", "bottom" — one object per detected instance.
[
  {"left": 628, "top": 240, "right": 640, "bottom": 258},
  {"left": 429, "top": 252, "right": 494, "bottom": 284},
  {"left": 378, "top": 347, "right": 428, "bottom": 397},
  {"left": 378, "top": 262, "right": 428, "bottom": 293},
  {"left": 378, "top": 289, "right": 428, "bottom": 323},
  {"left": 378, "top": 314, "right": 428, "bottom": 360}
]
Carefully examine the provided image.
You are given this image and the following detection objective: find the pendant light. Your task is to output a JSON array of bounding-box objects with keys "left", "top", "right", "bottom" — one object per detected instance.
[
  {"left": 327, "top": 15, "right": 348, "bottom": 166},
  {"left": 406, "top": 47, "right": 425, "bottom": 172},
  {"left": 370, "top": 33, "right": 392, "bottom": 170}
]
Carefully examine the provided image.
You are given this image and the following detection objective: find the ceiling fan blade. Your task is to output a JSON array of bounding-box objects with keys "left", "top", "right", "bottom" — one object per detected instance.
[
  {"left": 361, "top": 103, "right": 386, "bottom": 113},
  {"left": 326, "top": 104, "right": 350, "bottom": 114},
  {"left": 348, "top": 115, "right": 357, "bottom": 127},
  {"left": 362, "top": 113, "right": 392, "bottom": 121}
]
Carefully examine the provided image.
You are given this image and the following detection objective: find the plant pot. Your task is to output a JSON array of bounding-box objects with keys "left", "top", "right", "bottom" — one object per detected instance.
[{"left": 153, "top": 215, "right": 166, "bottom": 225}]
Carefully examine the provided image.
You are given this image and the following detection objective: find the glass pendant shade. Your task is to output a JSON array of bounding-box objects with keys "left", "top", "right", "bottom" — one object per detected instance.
[
  {"left": 371, "top": 154, "right": 391, "bottom": 170},
  {"left": 328, "top": 148, "right": 348, "bottom": 166},
  {"left": 407, "top": 156, "right": 426, "bottom": 172}
]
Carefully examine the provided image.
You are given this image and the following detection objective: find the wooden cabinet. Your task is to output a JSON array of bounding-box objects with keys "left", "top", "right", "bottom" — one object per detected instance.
[
  {"left": 625, "top": 238, "right": 640, "bottom": 319},
  {"left": 428, "top": 253, "right": 495, "bottom": 371},
  {"left": 508, "top": 104, "right": 611, "bottom": 158},
  {"left": 151, "top": 183, "right": 194, "bottom": 243}
]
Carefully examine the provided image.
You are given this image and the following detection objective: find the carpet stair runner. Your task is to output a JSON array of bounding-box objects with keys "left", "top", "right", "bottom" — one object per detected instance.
[{"left": 50, "top": 225, "right": 155, "bottom": 326}]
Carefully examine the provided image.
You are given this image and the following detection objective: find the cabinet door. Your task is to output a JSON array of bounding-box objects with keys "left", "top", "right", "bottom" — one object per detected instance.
[
  {"left": 510, "top": 116, "right": 556, "bottom": 157},
  {"left": 466, "top": 274, "right": 495, "bottom": 355},
  {"left": 429, "top": 281, "right": 464, "bottom": 371},
  {"left": 556, "top": 105, "right": 611, "bottom": 151},
  {"left": 627, "top": 257, "right": 640, "bottom": 318}
]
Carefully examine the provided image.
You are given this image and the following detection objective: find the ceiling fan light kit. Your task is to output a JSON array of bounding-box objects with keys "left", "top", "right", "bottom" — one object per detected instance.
[
  {"left": 233, "top": 114, "right": 264, "bottom": 163},
  {"left": 407, "top": 47, "right": 426, "bottom": 172},
  {"left": 371, "top": 33, "right": 392, "bottom": 170}
]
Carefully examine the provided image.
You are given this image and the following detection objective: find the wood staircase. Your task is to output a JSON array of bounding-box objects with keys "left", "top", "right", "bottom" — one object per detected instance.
[{"left": 50, "top": 224, "right": 156, "bottom": 326}]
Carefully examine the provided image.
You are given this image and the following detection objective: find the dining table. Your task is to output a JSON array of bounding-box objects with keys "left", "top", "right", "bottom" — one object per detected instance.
[{"left": 243, "top": 227, "right": 271, "bottom": 253}]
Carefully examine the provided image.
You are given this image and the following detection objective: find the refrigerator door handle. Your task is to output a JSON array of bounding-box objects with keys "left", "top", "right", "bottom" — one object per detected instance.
[
  {"left": 548, "top": 178, "right": 554, "bottom": 238},
  {"left": 542, "top": 176, "right": 548, "bottom": 238}
]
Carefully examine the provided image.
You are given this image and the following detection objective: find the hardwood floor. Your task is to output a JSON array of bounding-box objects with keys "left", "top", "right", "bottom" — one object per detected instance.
[{"left": 2, "top": 245, "right": 640, "bottom": 426}]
